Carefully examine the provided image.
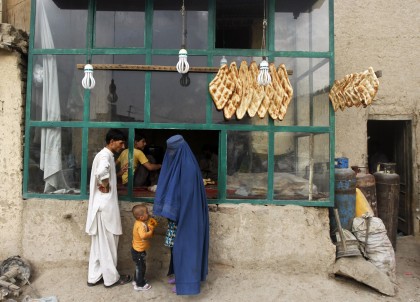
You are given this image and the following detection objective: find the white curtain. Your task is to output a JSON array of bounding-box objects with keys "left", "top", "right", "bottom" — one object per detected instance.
[{"left": 37, "top": 0, "right": 69, "bottom": 192}]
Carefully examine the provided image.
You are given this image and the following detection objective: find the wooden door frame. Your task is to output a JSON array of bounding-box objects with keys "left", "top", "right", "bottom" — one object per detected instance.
[{"left": 368, "top": 114, "right": 418, "bottom": 235}]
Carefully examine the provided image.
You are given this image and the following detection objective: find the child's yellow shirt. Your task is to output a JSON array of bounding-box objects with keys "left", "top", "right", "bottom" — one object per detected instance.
[{"left": 132, "top": 220, "right": 153, "bottom": 252}]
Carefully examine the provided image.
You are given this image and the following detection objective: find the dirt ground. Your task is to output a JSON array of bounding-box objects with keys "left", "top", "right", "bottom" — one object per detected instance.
[{"left": 9, "top": 235, "right": 420, "bottom": 302}]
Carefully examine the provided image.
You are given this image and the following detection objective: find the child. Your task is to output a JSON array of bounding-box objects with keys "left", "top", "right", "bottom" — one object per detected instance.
[{"left": 131, "top": 204, "right": 158, "bottom": 291}]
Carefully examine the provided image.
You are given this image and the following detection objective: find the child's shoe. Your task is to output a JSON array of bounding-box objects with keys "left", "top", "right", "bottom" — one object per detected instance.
[{"left": 134, "top": 283, "right": 152, "bottom": 291}]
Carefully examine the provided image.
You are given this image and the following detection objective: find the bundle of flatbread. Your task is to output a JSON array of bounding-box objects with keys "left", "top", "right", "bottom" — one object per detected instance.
[
  {"left": 209, "top": 60, "right": 293, "bottom": 120},
  {"left": 329, "top": 67, "right": 379, "bottom": 111}
]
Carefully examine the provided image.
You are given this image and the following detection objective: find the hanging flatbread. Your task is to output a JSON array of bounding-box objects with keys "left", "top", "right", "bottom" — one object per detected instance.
[
  {"left": 267, "top": 63, "right": 286, "bottom": 120},
  {"left": 209, "top": 64, "right": 234, "bottom": 110},
  {"left": 247, "top": 61, "right": 266, "bottom": 118},
  {"left": 329, "top": 67, "right": 379, "bottom": 111},
  {"left": 223, "top": 62, "right": 243, "bottom": 119},
  {"left": 236, "top": 61, "right": 254, "bottom": 119},
  {"left": 277, "top": 64, "right": 293, "bottom": 120}
]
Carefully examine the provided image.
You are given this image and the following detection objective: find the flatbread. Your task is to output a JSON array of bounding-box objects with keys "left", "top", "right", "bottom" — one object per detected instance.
[
  {"left": 247, "top": 61, "right": 266, "bottom": 118},
  {"left": 209, "top": 64, "right": 234, "bottom": 110},
  {"left": 223, "top": 62, "right": 243, "bottom": 119},
  {"left": 236, "top": 61, "right": 254, "bottom": 119},
  {"left": 277, "top": 64, "right": 293, "bottom": 120}
]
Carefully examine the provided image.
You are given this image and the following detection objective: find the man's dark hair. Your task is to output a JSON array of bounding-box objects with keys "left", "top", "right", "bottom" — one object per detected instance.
[
  {"left": 135, "top": 131, "right": 145, "bottom": 142},
  {"left": 105, "top": 129, "right": 126, "bottom": 144}
]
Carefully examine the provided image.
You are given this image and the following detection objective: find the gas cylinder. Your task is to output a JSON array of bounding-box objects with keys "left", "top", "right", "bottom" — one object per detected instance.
[
  {"left": 330, "top": 157, "right": 356, "bottom": 234},
  {"left": 352, "top": 166, "right": 378, "bottom": 216},
  {"left": 374, "top": 163, "right": 400, "bottom": 250}
]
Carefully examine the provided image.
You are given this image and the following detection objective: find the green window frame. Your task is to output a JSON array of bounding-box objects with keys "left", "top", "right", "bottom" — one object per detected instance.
[{"left": 23, "top": 0, "right": 335, "bottom": 207}]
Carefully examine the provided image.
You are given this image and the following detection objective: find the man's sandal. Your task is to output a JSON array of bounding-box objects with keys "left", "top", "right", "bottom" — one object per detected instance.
[{"left": 104, "top": 274, "right": 132, "bottom": 288}]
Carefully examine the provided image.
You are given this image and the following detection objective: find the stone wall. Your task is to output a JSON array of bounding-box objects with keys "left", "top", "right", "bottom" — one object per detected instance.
[
  {"left": 334, "top": 0, "right": 420, "bottom": 234},
  {"left": 19, "top": 200, "right": 335, "bottom": 276},
  {"left": 4, "top": 0, "right": 30, "bottom": 32},
  {"left": 0, "top": 24, "right": 27, "bottom": 260}
]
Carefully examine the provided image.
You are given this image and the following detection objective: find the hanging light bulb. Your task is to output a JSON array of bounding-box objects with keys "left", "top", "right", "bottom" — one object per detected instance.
[
  {"left": 220, "top": 56, "right": 227, "bottom": 67},
  {"left": 82, "top": 64, "right": 95, "bottom": 89},
  {"left": 176, "top": 0, "right": 190, "bottom": 75},
  {"left": 258, "top": 1, "right": 271, "bottom": 86},
  {"left": 258, "top": 59, "right": 271, "bottom": 86},
  {"left": 176, "top": 49, "right": 189, "bottom": 74}
]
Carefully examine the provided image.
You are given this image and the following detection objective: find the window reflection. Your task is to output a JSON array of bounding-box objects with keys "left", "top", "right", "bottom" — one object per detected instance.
[
  {"left": 273, "top": 57, "right": 330, "bottom": 126},
  {"left": 226, "top": 131, "right": 268, "bottom": 199},
  {"left": 216, "top": 0, "right": 263, "bottom": 49},
  {"left": 274, "top": 132, "right": 330, "bottom": 200},
  {"left": 96, "top": 0, "right": 145, "bottom": 48},
  {"left": 34, "top": 0, "right": 88, "bottom": 49},
  {"left": 28, "top": 127, "right": 82, "bottom": 194},
  {"left": 153, "top": 0, "right": 208, "bottom": 49},
  {"left": 90, "top": 55, "right": 145, "bottom": 122},
  {"left": 150, "top": 56, "right": 207, "bottom": 123},
  {"left": 275, "top": 0, "right": 329, "bottom": 52},
  {"left": 31, "top": 55, "right": 85, "bottom": 121}
]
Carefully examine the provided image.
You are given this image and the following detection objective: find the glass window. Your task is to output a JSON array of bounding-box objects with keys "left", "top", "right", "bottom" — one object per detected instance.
[
  {"left": 226, "top": 131, "right": 268, "bottom": 199},
  {"left": 27, "top": 127, "right": 82, "bottom": 194},
  {"left": 275, "top": 0, "right": 329, "bottom": 52},
  {"left": 109, "top": 129, "right": 219, "bottom": 199},
  {"left": 150, "top": 56, "right": 208, "bottom": 123},
  {"left": 274, "top": 132, "right": 330, "bottom": 200},
  {"left": 216, "top": 0, "right": 264, "bottom": 49},
  {"left": 273, "top": 57, "right": 330, "bottom": 126},
  {"left": 31, "top": 55, "right": 85, "bottom": 121},
  {"left": 90, "top": 55, "right": 146, "bottom": 122},
  {"left": 153, "top": 0, "right": 208, "bottom": 49},
  {"left": 95, "top": 0, "right": 145, "bottom": 48},
  {"left": 25, "top": 0, "right": 334, "bottom": 206},
  {"left": 34, "top": 0, "right": 88, "bottom": 49}
]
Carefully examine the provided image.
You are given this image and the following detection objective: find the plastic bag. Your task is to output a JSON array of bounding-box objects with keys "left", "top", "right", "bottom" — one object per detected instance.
[{"left": 352, "top": 215, "right": 396, "bottom": 283}]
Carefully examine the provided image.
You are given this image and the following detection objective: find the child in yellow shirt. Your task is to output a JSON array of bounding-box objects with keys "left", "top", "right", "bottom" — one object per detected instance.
[{"left": 131, "top": 204, "right": 157, "bottom": 291}]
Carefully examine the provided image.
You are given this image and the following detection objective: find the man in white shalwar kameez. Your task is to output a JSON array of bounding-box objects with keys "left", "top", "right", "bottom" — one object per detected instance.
[{"left": 85, "top": 129, "right": 131, "bottom": 287}]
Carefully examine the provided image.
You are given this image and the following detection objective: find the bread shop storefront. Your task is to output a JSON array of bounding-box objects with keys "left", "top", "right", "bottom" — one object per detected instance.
[{"left": 24, "top": 0, "right": 334, "bottom": 209}]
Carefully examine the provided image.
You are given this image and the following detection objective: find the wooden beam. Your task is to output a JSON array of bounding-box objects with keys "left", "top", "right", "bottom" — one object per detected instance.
[{"left": 76, "top": 64, "right": 293, "bottom": 75}]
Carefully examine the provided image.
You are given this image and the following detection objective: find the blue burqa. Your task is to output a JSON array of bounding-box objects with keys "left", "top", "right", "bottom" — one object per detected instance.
[{"left": 153, "top": 135, "right": 209, "bottom": 295}]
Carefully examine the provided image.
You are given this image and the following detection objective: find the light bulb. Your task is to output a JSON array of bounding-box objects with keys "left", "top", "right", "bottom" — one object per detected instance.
[
  {"left": 176, "top": 49, "right": 189, "bottom": 74},
  {"left": 82, "top": 64, "right": 96, "bottom": 89},
  {"left": 220, "top": 56, "right": 227, "bottom": 66},
  {"left": 257, "top": 60, "right": 271, "bottom": 86}
]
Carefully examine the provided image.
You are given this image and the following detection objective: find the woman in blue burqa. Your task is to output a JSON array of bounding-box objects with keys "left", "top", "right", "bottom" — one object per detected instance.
[{"left": 153, "top": 134, "right": 209, "bottom": 295}]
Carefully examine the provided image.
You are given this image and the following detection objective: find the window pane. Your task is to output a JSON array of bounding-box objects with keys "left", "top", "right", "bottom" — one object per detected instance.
[
  {"left": 153, "top": 0, "right": 208, "bottom": 49},
  {"left": 150, "top": 56, "right": 207, "bottom": 123},
  {"left": 274, "top": 132, "right": 330, "bottom": 200},
  {"left": 90, "top": 55, "right": 145, "bottom": 122},
  {"left": 96, "top": 0, "right": 145, "bottom": 48},
  {"left": 34, "top": 0, "right": 87, "bottom": 49},
  {"left": 273, "top": 57, "right": 330, "bottom": 126},
  {"left": 275, "top": 0, "right": 329, "bottom": 52},
  {"left": 27, "top": 127, "right": 82, "bottom": 194},
  {"left": 31, "top": 55, "right": 85, "bottom": 121},
  {"left": 216, "top": 0, "right": 263, "bottom": 49},
  {"left": 112, "top": 129, "right": 219, "bottom": 199},
  {"left": 88, "top": 128, "right": 128, "bottom": 197},
  {"left": 226, "top": 131, "right": 268, "bottom": 199},
  {"left": 211, "top": 56, "right": 269, "bottom": 125}
]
